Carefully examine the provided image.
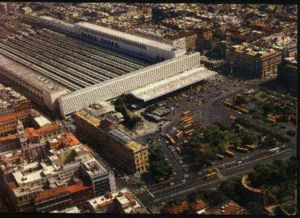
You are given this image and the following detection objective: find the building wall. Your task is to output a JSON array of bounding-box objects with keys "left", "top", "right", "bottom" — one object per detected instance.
[
  {"left": 59, "top": 53, "right": 200, "bottom": 116},
  {"left": 0, "top": 100, "right": 31, "bottom": 117},
  {"left": 74, "top": 112, "right": 149, "bottom": 174},
  {"left": 277, "top": 62, "right": 297, "bottom": 89},
  {"left": 0, "top": 112, "right": 30, "bottom": 137},
  {"left": 226, "top": 48, "right": 282, "bottom": 78},
  {"left": 38, "top": 16, "right": 185, "bottom": 62},
  {"left": 0, "top": 67, "right": 68, "bottom": 111}
]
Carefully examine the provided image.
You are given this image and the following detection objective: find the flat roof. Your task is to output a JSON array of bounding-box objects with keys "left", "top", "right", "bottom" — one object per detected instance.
[
  {"left": 75, "top": 110, "right": 100, "bottom": 127},
  {"left": 127, "top": 141, "right": 145, "bottom": 153},
  {"left": 130, "top": 67, "right": 217, "bottom": 102},
  {"left": 34, "top": 116, "right": 51, "bottom": 127},
  {"left": 76, "top": 22, "right": 178, "bottom": 52}
]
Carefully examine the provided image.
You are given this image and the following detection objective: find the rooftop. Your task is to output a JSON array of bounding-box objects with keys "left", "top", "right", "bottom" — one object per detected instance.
[
  {"left": 88, "top": 188, "right": 144, "bottom": 213},
  {"left": 0, "top": 84, "right": 29, "bottom": 112},
  {"left": 127, "top": 140, "right": 145, "bottom": 153},
  {"left": 0, "top": 109, "right": 30, "bottom": 124},
  {"left": 33, "top": 116, "right": 51, "bottom": 127},
  {"left": 130, "top": 67, "right": 217, "bottom": 102},
  {"left": 232, "top": 43, "right": 281, "bottom": 57},
  {"left": 51, "top": 206, "right": 82, "bottom": 213},
  {"left": 25, "top": 123, "right": 61, "bottom": 139},
  {"left": 75, "top": 110, "right": 100, "bottom": 127},
  {"left": 75, "top": 22, "right": 179, "bottom": 52},
  {"left": 0, "top": 54, "right": 69, "bottom": 94}
]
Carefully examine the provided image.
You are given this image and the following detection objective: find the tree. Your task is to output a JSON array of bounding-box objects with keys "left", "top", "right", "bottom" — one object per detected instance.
[
  {"left": 202, "top": 190, "right": 227, "bottom": 207},
  {"left": 246, "top": 202, "right": 268, "bottom": 215},
  {"left": 234, "top": 95, "right": 247, "bottom": 105},
  {"left": 263, "top": 135, "right": 277, "bottom": 147},
  {"left": 149, "top": 148, "right": 173, "bottom": 182},
  {"left": 240, "top": 129, "right": 258, "bottom": 145},
  {"left": 114, "top": 96, "right": 142, "bottom": 129}
]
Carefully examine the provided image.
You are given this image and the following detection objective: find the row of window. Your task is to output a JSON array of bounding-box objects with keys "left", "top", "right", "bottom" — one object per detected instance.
[
  {"left": 82, "top": 29, "right": 147, "bottom": 50},
  {"left": 61, "top": 54, "right": 200, "bottom": 115}
]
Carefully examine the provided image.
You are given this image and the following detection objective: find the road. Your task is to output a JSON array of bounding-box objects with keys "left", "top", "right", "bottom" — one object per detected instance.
[{"left": 136, "top": 147, "right": 294, "bottom": 207}]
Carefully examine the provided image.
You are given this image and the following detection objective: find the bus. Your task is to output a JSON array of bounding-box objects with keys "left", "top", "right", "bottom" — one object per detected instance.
[
  {"left": 224, "top": 101, "right": 232, "bottom": 107},
  {"left": 183, "top": 124, "right": 192, "bottom": 129},
  {"left": 165, "top": 134, "right": 176, "bottom": 145},
  {"left": 205, "top": 171, "right": 218, "bottom": 179},
  {"left": 182, "top": 117, "right": 193, "bottom": 123},
  {"left": 184, "top": 129, "right": 194, "bottom": 136},
  {"left": 245, "top": 144, "right": 257, "bottom": 150},
  {"left": 176, "top": 131, "right": 183, "bottom": 139},
  {"left": 225, "top": 150, "right": 234, "bottom": 158},
  {"left": 269, "top": 147, "right": 280, "bottom": 153},
  {"left": 236, "top": 147, "right": 249, "bottom": 153},
  {"left": 182, "top": 111, "right": 191, "bottom": 116},
  {"left": 216, "top": 154, "right": 225, "bottom": 160},
  {"left": 175, "top": 146, "right": 181, "bottom": 154}
]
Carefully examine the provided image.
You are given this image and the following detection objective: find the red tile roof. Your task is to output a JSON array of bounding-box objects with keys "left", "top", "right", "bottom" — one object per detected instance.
[
  {"left": 124, "top": 192, "right": 137, "bottom": 206},
  {"left": 0, "top": 110, "right": 30, "bottom": 124},
  {"left": 25, "top": 128, "right": 39, "bottom": 139},
  {"left": 59, "top": 132, "right": 80, "bottom": 147},
  {"left": 34, "top": 186, "right": 68, "bottom": 203},
  {"left": 99, "top": 199, "right": 114, "bottom": 208},
  {"left": 34, "top": 182, "right": 89, "bottom": 202},
  {"left": 36, "top": 123, "right": 61, "bottom": 136},
  {"left": 65, "top": 182, "right": 89, "bottom": 193},
  {"left": 25, "top": 123, "right": 61, "bottom": 140}
]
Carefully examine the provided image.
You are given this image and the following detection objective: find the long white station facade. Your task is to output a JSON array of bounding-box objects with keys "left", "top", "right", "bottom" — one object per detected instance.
[{"left": 0, "top": 15, "right": 218, "bottom": 117}]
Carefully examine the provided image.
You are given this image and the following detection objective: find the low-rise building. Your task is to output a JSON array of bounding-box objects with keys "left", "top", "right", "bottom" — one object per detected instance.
[
  {"left": 87, "top": 188, "right": 149, "bottom": 214},
  {"left": 207, "top": 200, "right": 245, "bottom": 215},
  {"left": 0, "top": 84, "right": 31, "bottom": 117},
  {"left": 2, "top": 144, "right": 116, "bottom": 212},
  {"left": 0, "top": 110, "right": 31, "bottom": 137},
  {"left": 51, "top": 206, "right": 82, "bottom": 213}
]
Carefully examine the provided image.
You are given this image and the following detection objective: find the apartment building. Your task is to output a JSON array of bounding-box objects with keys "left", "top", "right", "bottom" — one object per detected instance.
[
  {"left": 74, "top": 110, "right": 149, "bottom": 174},
  {"left": 87, "top": 188, "right": 149, "bottom": 214},
  {"left": 0, "top": 84, "right": 32, "bottom": 117},
  {"left": 2, "top": 144, "right": 116, "bottom": 212},
  {"left": 226, "top": 43, "right": 282, "bottom": 78}
]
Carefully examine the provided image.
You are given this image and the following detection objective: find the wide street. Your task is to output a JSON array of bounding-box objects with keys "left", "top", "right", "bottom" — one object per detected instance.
[
  {"left": 152, "top": 146, "right": 295, "bottom": 206},
  {"left": 135, "top": 146, "right": 294, "bottom": 208}
]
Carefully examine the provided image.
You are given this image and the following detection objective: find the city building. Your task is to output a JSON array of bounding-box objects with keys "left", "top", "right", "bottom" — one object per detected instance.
[
  {"left": 74, "top": 110, "right": 149, "bottom": 173},
  {"left": 0, "top": 110, "right": 31, "bottom": 137},
  {"left": 207, "top": 200, "right": 245, "bottom": 215},
  {"left": 51, "top": 206, "right": 82, "bottom": 213},
  {"left": 226, "top": 43, "right": 282, "bottom": 78},
  {"left": 0, "top": 85, "right": 32, "bottom": 137},
  {"left": 0, "top": 15, "right": 212, "bottom": 117},
  {"left": 0, "top": 3, "right": 7, "bottom": 14},
  {"left": 2, "top": 144, "right": 116, "bottom": 212},
  {"left": 34, "top": 180, "right": 94, "bottom": 212},
  {"left": 0, "top": 121, "right": 63, "bottom": 172},
  {"left": 0, "top": 84, "right": 32, "bottom": 117},
  {"left": 87, "top": 188, "right": 149, "bottom": 214},
  {"left": 277, "top": 57, "right": 297, "bottom": 90}
]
